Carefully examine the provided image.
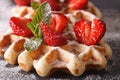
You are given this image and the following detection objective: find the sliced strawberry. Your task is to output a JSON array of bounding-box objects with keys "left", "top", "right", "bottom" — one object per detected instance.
[
  {"left": 49, "top": 12, "right": 68, "bottom": 33},
  {"left": 9, "top": 17, "right": 33, "bottom": 37},
  {"left": 40, "top": 0, "right": 61, "bottom": 11},
  {"left": 14, "top": 0, "right": 31, "bottom": 6},
  {"left": 74, "top": 18, "right": 106, "bottom": 45},
  {"left": 40, "top": 22, "right": 68, "bottom": 46},
  {"left": 68, "top": 0, "right": 88, "bottom": 10}
]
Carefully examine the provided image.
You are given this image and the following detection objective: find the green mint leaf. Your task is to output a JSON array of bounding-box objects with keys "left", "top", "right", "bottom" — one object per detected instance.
[
  {"left": 31, "top": 1, "right": 40, "bottom": 9},
  {"left": 27, "top": 23, "right": 42, "bottom": 37},
  {"left": 24, "top": 37, "right": 43, "bottom": 51},
  {"left": 42, "top": 3, "right": 51, "bottom": 25},
  {"left": 27, "top": 2, "right": 51, "bottom": 37},
  {"left": 24, "top": 2, "right": 51, "bottom": 51}
]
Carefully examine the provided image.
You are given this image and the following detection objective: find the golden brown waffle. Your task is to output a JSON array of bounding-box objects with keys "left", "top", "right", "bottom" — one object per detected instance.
[
  {"left": 0, "top": 32, "right": 25, "bottom": 56},
  {"left": 86, "top": 2, "right": 102, "bottom": 19},
  {"left": 0, "top": 32, "right": 27, "bottom": 64},
  {"left": 0, "top": 2, "right": 112, "bottom": 77},
  {"left": 0, "top": 31, "right": 112, "bottom": 77},
  {"left": 12, "top": 6, "right": 35, "bottom": 18},
  {"left": 19, "top": 43, "right": 85, "bottom": 76},
  {"left": 12, "top": 2, "right": 102, "bottom": 19}
]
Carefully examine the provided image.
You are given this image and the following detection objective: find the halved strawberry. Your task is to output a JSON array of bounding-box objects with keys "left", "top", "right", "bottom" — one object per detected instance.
[
  {"left": 14, "top": 0, "right": 31, "bottom": 6},
  {"left": 68, "top": 0, "right": 88, "bottom": 10},
  {"left": 40, "top": 22, "right": 68, "bottom": 46},
  {"left": 9, "top": 17, "right": 33, "bottom": 37},
  {"left": 74, "top": 18, "right": 106, "bottom": 45},
  {"left": 50, "top": 12, "right": 68, "bottom": 33},
  {"left": 40, "top": 0, "right": 61, "bottom": 11}
]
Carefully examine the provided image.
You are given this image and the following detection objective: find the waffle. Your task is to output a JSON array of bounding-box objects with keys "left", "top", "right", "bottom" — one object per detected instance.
[
  {"left": 19, "top": 42, "right": 85, "bottom": 76},
  {"left": 12, "top": 1, "right": 102, "bottom": 19},
  {"left": 0, "top": 1, "right": 112, "bottom": 77},
  {"left": 12, "top": 6, "right": 35, "bottom": 19},
  {"left": 0, "top": 32, "right": 112, "bottom": 76}
]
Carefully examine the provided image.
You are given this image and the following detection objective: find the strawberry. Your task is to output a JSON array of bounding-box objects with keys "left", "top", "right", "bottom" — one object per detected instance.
[
  {"left": 40, "top": 22, "right": 68, "bottom": 46},
  {"left": 13, "top": 0, "right": 31, "bottom": 6},
  {"left": 68, "top": 0, "right": 88, "bottom": 10},
  {"left": 9, "top": 17, "right": 33, "bottom": 37},
  {"left": 40, "top": 0, "right": 61, "bottom": 11},
  {"left": 50, "top": 12, "right": 68, "bottom": 33},
  {"left": 74, "top": 18, "right": 106, "bottom": 45}
]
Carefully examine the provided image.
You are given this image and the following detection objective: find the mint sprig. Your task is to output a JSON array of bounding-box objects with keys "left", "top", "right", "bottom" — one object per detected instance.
[
  {"left": 24, "top": 37, "right": 43, "bottom": 51},
  {"left": 28, "top": 2, "right": 51, "bottom": 37},
  {"left": 24, "top": 2, "right": 51, "bottom": 51},
  {"left": 31, "top": 1, "right": 40, "bottom": 9}
]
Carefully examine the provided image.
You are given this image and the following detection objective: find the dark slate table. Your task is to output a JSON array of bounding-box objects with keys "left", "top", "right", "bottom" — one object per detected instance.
[{"left": 0, "top": 0, "right": 120, "bottom": 80}]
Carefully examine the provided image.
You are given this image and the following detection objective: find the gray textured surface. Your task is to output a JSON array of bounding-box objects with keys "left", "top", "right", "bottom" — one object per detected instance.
[{"left": 0, "top": 0, "right": 120, "bottom": 80}]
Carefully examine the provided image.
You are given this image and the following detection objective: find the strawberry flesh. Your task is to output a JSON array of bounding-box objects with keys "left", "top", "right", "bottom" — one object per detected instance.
[
  {"left": 9, "top": 17, "right": 33, "bottom": 37},
  {"left": 14, "top": 0, "right": 31, "bottom": 6},
  {"left": 40, "top": 0, "right": 61, "bottom": 11},
  {"left": 40, "top": 22, "right": 68, "bottom": 46},
  {"left": 50, "top": 12, "right": 68, "bottom": 33},
  {"left": 74, "top": 19, "right": 106, "bottom": 45},
  {"left": 68, "top": 0, "right": 88, "bottom": 10}
]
